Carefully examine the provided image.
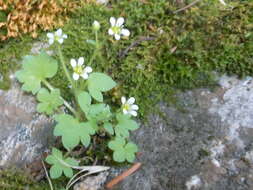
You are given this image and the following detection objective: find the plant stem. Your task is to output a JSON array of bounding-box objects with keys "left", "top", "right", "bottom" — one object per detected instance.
[
  {"left": 57, "top": 45, "right": 73, "bottom": 87},
  {"left": 87, "top": 32, "right": 99, "bottom": 66},
  {"left": 42, "top": 80, "right": 78, "bottom": 118},
  {"left": 57, "top": 45, "right": 81, "bottom": 119}
]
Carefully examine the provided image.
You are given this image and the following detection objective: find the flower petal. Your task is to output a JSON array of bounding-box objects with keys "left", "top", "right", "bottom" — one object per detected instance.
[
  {"left": 55, "top": 28, "right": 62, "bottom": 37},
  {"left": 121, "top": 29, "right": 130, "bottom": 37},
  {"left": 81, "top": 73, "right": 89, "bottom": 79},
  {"left": 47, "top": 33, "right": 54, "bottom": 39},
  {"left": 70, "top": 59, "right": 76, "bottom": 68},
  {"left": 127, "top": 97, "right": 135, "bottom": 104},
  {"left": 108, "top": 28, "right": 114, "bottom": 35},
  {"left": 48, "top": 38, "right": 54, "bottom": 45},
  {"left": 110, "top": 17, "right": 116, "bottom": 26},
  {"left": 123, "top": 109, "right": 128, "bottom": 114},
  {"left": 115, "top": 34, "right": 121, "bottom": 40},
  {"left": 116, "top": 17, "right": 124, "bottom": 27},
  {"left": 121, "top": 96, "right": 126, "bottom": 104},
  {"left": 130, "top": 110, "right": 137, "bottom": 117},
  {"left": 131, "top": 104, "right": 139, "bottom": 110},
  {"left": 63, "top": 34, "right": 68, "bottom": 39},
  {"left": 84, "top": 66, "right": 92, "bottom": 73},
  {"left": 58, "top": 38, "right": 64, "bottom": 44},
  {"left": 78, "top": 57, "right": 84, "bottom": 66},
  {"left": 219, "top": 0, "right": 226, "bottom": 5},
  {"left": 73, "top": 73, "right": 80, "bottom": 80}
]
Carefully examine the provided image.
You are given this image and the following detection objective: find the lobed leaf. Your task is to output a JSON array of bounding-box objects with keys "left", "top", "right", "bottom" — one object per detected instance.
[
  {"left": 15, "top": 52, "right": 58, "bottom": 94},
  {"left": 87, "top": 72, "right": 116, "bottom": 102},
  {"left": 54, "top": 114, "right": 95, "bottom": 149},
  {"left": 45, "top": 148, "right": 79, "bottom": 179},
  {"left": 36, "top": 88, "right": 63, "bottom": 115},
  {"left": 115, "top": 114, "right": 139, "bottom": 138},
  {"left": 108, "top": 138, "right": 138, "bottom": 163}
]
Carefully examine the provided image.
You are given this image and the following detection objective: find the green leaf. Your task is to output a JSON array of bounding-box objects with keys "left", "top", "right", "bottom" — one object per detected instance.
[
  {"left": 104, "top": 122, "right": 114, "bottom": 135},
  {"left": 87, "top": 72, "right": 116, "bottom": 101},
  {"left": 108, "top": 137, "right": 125, "bottom": 150},
  {"left": 54, "top": 114, "right": 95, "bottom": 149},
  {"left": 115, "top": 114, "right": 139, "bottom": 138},
  {"left": 108, "top": 138, "right": 138, "bottom": 163},
  {"left": 88, "top": 72, "right": 116, "bottom": 92},
  {"left": 45, "top": 148, "right": 79, "bottom": 179},
  {"left": 36, "top": 88, "right": 63, "bottom": 115},
  {"left": 87, "top": 104, "right": 112, "bottom": 122},
  {"left": 88, "top": 86, "right": 103, "bottom": 102},
  {"left": 50, "top": 164, "right": 62, "bottom": 179},
  {"left": 15, "top": 52, "right": 58, "bottom": 94},
  {"left": 113, "top": 148, "right": 125, "bottom": 162},
  {"left": 77, "top": 91, "right": 91, "bottom": 114}
]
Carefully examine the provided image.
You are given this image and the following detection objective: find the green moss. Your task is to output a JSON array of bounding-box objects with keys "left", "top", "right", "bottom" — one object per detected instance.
[
  {"left": 50, "top": 1, "right": 252, "bottom": 117},
  {"left": 1, "top": 1, "right": 252, "bottom": 116},
  {"left": 0, "top": 169, "right": 70, "bottom": 190},
  {"left": 0, "top": 35, "right": 34, "bottom": 89}
]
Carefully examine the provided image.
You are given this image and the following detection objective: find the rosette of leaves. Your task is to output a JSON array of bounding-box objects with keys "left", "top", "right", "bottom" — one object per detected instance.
[
  {"left": 37, "top": 88, "right": 63, "bottom": 115},
  {"left": 108, "top": 137, "right": 138, "bottom": 163},
  {"left": 15, "top": 52, "right": 58, "bottom": 94},
  {"left": 45, "top": 148, "right": 79, "bottom": 179}
]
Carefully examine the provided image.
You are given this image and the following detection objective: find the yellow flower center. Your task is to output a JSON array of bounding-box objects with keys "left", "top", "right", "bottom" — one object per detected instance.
[
  {"left": 123, "top": 103, "right": 130, "bottom": 111},
  {"left": 112, "top": 26, "right": 121, "bottom": 34},
  {"left": 74, "top": 66, "right": 83, "bottom": 75}
]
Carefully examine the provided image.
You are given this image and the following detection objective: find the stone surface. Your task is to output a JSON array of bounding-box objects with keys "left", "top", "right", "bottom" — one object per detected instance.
[
  {"left": 108, "top": 75, "right": 253, "bottom": 190},
  {"left": 74, "top": 172, "right": 109, "bottom": 190},
  {"left": 0, "top": 81, "right": 54, "bottom": 168}
]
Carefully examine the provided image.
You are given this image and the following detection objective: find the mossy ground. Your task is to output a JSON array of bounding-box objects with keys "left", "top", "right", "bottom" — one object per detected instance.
[{"left": 0, "top": 0, "right": 253, "bottom": 189}]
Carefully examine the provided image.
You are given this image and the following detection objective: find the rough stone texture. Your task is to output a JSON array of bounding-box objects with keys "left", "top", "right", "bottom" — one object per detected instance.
[
  {"left": 108, "top": 75, "right": 253, "bottom": 190},
  {"left": 0, "top": 81, "right": 54, "bottom": 168},
  {"left": 74, "top": 172, "right": 109, "bottom": 190}
]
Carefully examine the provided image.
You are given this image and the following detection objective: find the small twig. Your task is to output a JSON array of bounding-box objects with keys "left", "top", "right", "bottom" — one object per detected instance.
[
  {"left": 41, "top": 160, "right": 54, "bottom": 190},
  {"left": 173, "top": 0, "right": 202, "bottom": 14},
  {"left": 105, "top": 162, "right": 142, "bottom": 189},
  {"left": 119, "top": 37, "right": 155, "bottom": 58}
]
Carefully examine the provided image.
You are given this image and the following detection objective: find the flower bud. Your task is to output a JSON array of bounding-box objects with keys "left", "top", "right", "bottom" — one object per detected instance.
[{"left": 93, "top": 20, "right": 100, "bottom": 31}]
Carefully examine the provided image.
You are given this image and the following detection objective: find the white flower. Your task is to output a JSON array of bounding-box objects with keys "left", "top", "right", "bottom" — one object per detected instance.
[
  {"left": 93, "top": 20, "right": 101, "bottom": 31},
  {"left": 70, "top": 57, "right": 92, "bottom": 80},
  {"left": 218, "top": 0, "right": 226, "bottom": 5},
  {"left": 108, "top": 17, "right": 130, "bottom": 40},
  {"left": 121, "top": 96, "right": 139, "bottom": 117},
  {"left": 47, "top": 28, "right": 67, "bottom": 45}
]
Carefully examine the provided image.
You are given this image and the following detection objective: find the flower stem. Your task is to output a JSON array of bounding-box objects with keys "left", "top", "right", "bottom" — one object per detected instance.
[
  {"left": 57, "top": 45, "right": 82, "bottom": 118},
  {"left": 57, "top": 45, "right": 73, "bottom": 87},
  {"left": 42, "top": 80, "right": 79, "bottom": 118},
  {"left": 87, "top": 31, "right": 99, "bottom": 66}
]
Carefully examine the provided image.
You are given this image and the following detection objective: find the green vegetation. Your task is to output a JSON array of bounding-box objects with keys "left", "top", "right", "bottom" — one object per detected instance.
[
  {"left": 55, "top": 0, "right": 253, "bottom": 116},
  {"left": 1, "top": 0, "right": 253, "bottom": 116},
  {"left": 0, "top": 169, "right": 64, "bottom": 190},
  {"left": 0, "top": 0, "right": 253, "bottom": 189}
]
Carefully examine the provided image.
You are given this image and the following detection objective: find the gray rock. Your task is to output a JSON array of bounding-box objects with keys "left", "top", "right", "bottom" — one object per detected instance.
[
  {"left": 109, "top": 75, "right": 253, "bottom": 190},
  {"left": 0, "top": 81, "right": 54, "bottom": 168},
  {"left": 74, "top": 172, "right": 109, "bottom": 190}
]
